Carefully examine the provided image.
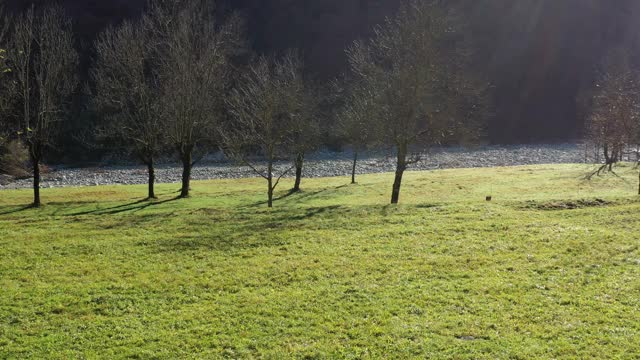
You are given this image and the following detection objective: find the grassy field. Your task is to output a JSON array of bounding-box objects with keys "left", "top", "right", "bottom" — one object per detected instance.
[{"left": 1, "top": 163, "right": 639, "bottom": 359}]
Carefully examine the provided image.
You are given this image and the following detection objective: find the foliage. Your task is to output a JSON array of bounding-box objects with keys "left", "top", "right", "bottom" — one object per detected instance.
[{"left": 1, "top": 164, "right": 640, "bottom": 358}]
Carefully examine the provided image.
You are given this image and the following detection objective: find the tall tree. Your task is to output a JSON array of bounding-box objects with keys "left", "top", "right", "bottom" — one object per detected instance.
[
  {"left": 0, "top": 3, "right": 17, "bottom": 175},
  {"left": 0, "top": 1, "right": 12, "bottom": 140},
  {"left": 92, "top": 21, "right": 164, "bottom": 199},
  {"left": 0, "top": 1, "right": 7, "bottom": 74},
  {"left": 224, "top": 52, "right": 304, "bottom": 208},
  {"left": 5, "top": 6, "right": 78, "bottom": 207},
  {"left": 148, "top": 0, "right": 242, "bottom": 198},
  {"left": 347, "top": 0, "right": 483, "bottom": 204}
]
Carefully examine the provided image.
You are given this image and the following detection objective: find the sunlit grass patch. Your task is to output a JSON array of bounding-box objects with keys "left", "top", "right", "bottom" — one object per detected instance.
[{"left": 1, "top": 164, "right": 639, "bottom": 358}]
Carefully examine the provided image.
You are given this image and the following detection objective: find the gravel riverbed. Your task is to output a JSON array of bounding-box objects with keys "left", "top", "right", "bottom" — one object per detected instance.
[{"left": 0, "top": 143, "right": 589, "bottom": 190}]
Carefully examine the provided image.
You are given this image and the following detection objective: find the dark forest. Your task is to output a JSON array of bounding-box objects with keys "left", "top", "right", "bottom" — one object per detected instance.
[{"left": 5, "top": 0, "right": 640, "bottom": 143}]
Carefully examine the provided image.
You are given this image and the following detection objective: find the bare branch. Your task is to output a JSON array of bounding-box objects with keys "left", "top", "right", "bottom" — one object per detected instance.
[
  {"left": 224, "top": 51, "right": 308, "bottom": 207},
  {"left": 242, "top": 159, "right": 269, "bottom": 180},
  {"left": 583, "top": 46, "right": 640, "bottom": 171},
  {"left": 346, "top": 0, "right": 486, "bottom": 203},
  {"left": 273, "top": 165, "right": 295, "bottom": 190},
  {"left": 3, "top": 5, "right": 78, "bottom": 205}
]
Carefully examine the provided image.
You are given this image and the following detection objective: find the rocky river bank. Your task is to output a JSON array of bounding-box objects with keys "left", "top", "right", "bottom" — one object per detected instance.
[{"left": 0, "top": 143, "right": 590, "bottom": 190}]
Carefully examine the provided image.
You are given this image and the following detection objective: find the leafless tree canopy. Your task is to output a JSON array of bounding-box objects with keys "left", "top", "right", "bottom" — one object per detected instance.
[
  {"left": 290, "top": 69, "right": 321, "bottom": 192},
  {"left": 334, "top": 75, "right": 384, "bottom": 184},
  {"left": 582, "top": 48, "right": 640, "bottom": 194},
  {"left": 0, "top": 2, "right": 11, "bottom": 133},
  {"left": 4, "top": 5, "right": 78, "bottom": 206},
  {"left": 91, "top": 0, "right": 243, "bottom": 199},
  {"left": 224, "top": 52, "right": 306, "bottom": 207},
  {"left": 92, "top": 20, "right": 164, "bottom": 199},
  {"left": 0, "top": 1, "right": 8, "bottom": 74},
  {"left": 143, "top": 0, "right": 243, "bottom": 198},
  {"left": 586, "top": 48, "right": 640, "bottom": 172},
  {"left": 347, "top": 0, "right": 484, "bottom": 204}
]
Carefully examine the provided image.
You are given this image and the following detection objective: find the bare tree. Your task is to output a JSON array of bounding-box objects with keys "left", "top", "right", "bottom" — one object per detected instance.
[
  {"left": 0, "top": 3, "right": 7, "bottom": 73},
  {"left": 0, "top": 1, "right": 12, "bottom": 137},
  {"left": 224, "top": 53, "right": 304, "bottom": 208},
  {"left": 585, "top": 48, "right": 640, "bottom": 175},
  {"left": 92, "top": 21, "right": 165, "bottom": 200},
  {"left": 5, "top": 6, "right": 78, "bottom": 207},
  {"left": 334, "top": 77, "right": 383, "bottom": 184},
  {"left": 147, "top": 0, "right": 241, "bottom": 198},
  {"left": 290, "top": 77, "right": 321, "bottom": 193},
  {"left": 347, "top": 0, "right": 483, "bottom": 204},
  {"left": 0, "top": 1, "right": 7, "bottom": 54}
]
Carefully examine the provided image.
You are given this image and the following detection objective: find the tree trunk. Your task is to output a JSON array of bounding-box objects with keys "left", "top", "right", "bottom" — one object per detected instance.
[
  {"left": 267, "top": 160, "right": 274, "bottom": 208},
  {"left": 180, "top": 151, "right": 192, "bottom": 198},
  {"left": 603, "top": 144, "right": 610, "bottom": 163},
  {"left": 391, "top": 142, "right": 407, "bottom": 205},
  {"left": 351, "top": 149, "right": 358, "bottom": 184},
  {"left": 603, "top": 144, "right": 614, "bottom": 172},
  {"left": 638, "top": 169, "right": 640, "bottom": 196},
  {"left": 293, "top": 152, "right": 304, "bottom": 192},
  {"left": 147, "top": 159, "right": 156, "bottom": 200},
  {"left": 32, "top": 155, "right": 41, "bottom": 208}
]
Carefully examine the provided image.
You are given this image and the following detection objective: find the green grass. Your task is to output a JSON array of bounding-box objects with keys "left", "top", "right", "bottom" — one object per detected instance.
[{"left": 1, "top": 163, "right": 639, "bottom": 359}]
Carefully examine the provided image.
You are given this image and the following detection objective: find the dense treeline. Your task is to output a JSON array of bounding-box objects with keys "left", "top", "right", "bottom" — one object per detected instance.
[{"left": 1, "top": 0, "right": 639, "bottom": 208}]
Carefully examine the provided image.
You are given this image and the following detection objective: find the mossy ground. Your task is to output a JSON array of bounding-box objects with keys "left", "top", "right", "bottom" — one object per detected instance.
[{"left": 1, "top": 164, "right": 639, "bottom": 359}]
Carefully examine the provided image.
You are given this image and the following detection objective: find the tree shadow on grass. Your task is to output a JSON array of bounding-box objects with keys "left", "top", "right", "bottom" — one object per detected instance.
[
  {"left": 583, "top": 164, "right": 628, "bottom": 180},
  {"left": 288, "top": 205, "right": 342, "bottom": 220},
  {"left": 96, "top": 212, "right": 178, "bottom": 230},
  {"left": 415, "top": 203, "right": 440, "bottom": 209},
  {"left": 379, "top": 202, "right": 441, "bottom": 217},
  {"left": 0, "top": 204, "right": 35, "bottom": 216},
  {"left": 151, "top": 204, "right": 345, "bottom": 253},
  {"left": 245, "top": 188, "right": 328, "bottom": 208},
  {"left": 66, "top": 197, "right": 181, "bottom": 217},
  {"left": 151, "top": 231, "right": 292, "bottom": 253}
]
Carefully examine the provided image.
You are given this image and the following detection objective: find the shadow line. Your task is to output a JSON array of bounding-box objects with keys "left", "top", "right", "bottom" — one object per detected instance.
[
  {"left": 245, "top": 189, "right": 327, "bottom": 208},
  {"left": 0, "top": 205, "right": 34, "bottom": 216},
  {"left": 288, "top": 205, "right": 341, "bottom": 220},
  {"left": 67, "top": 197, "right": 181, "bottom": 216}
]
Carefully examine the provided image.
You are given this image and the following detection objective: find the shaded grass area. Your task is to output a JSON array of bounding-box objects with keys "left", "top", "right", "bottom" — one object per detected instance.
[{"left": 1, "top": 164, "right": 639, "bottom": 358}]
